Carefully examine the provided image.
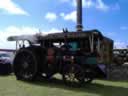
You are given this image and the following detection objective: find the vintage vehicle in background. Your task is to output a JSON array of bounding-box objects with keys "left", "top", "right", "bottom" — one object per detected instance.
[
  {"left": 113, "top": 49, "right": 128, "bottom": 65},
  {"left": 7, "top": 0, "right": 113, "bottom": 86},
  {"left": 0, "top": 52, "right": 13, "bottom": 74}
]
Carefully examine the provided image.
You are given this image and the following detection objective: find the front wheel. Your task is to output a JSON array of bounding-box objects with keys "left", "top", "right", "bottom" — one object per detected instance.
[
  {"left": 62, "top": 64, "right": 85, "bottom": 87},
  {"left": 13, "top": 47, "right": 40, "bottom": 81}
]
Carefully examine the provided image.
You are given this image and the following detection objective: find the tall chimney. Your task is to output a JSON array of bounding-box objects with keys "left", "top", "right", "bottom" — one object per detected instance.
[{"left": 76, "top": 0, "right": 83, "bottom": 32}]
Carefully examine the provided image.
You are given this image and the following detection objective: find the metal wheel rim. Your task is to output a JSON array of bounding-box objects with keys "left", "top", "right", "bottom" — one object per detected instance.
[{"left": 64, "top": 65, "right": 84, "bottom": 83}]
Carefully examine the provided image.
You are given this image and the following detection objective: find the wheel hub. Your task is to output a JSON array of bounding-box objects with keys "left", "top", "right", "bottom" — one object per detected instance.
[{"left": 22, "top": 62, "right": 29, "bottom": 69}]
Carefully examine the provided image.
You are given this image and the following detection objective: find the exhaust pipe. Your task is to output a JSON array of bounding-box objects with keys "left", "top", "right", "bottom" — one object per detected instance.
[{"left": 76, "top": 0, "right": 83, "bottom": 32}]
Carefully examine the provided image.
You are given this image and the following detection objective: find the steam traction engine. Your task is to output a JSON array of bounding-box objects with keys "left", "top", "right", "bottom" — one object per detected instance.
[
  {"left": 7, "top": 0, "right": 113, "bottom": 86},
  {"left": 8, "top": 30, "right": 113, "bottom": 85}
]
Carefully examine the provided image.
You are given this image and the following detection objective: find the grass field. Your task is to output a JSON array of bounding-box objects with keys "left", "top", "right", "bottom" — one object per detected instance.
[{"left": 0, "top": 75, "right": 128, "bottom": 96}]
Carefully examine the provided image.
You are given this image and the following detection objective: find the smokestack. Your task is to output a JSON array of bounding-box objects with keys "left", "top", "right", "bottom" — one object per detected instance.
[{"left": 76, "top": 0, "right": 83, "bottom": 32}]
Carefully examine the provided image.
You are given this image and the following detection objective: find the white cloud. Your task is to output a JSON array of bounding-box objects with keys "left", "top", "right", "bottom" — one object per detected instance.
[
  {"left": 0, "top": 26, "right": 39, "bottom": 49},
  {"left": 95, "top": 0, "right": 109, "bottom": 11},
  {"left": 0, "top": 26, "right": 61, "bottom": 49},
  {"left": 83, "top": 0, "right": 95, "bottom": 8},
  {"left": 45, "top": 12, "right": 57, "bottom": 22},
  {"left": 0, "top": 0, "right": 29, "bottom": 15},
  {"left": 60, "top": 0, "right": 119, "bottom": 12},
  {"left": 114, "top": 41, "right": 127, "bottom": 49},
  {"left": 60, "top": 11, "right": 76, "bottom": 22},
  {"left": 42, "top": 28, "right": 62, "bottom": 35}
]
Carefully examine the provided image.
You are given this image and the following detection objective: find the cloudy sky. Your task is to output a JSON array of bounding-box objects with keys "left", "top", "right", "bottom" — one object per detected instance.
[{"left": 0, "top": 0, "right": 127, "bottom": 49}]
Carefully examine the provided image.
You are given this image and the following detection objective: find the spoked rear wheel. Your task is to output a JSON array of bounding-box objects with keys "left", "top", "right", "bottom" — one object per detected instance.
[
  {"left": 14, "top": 47, "right": 39, "bottom": 81},
  {"left": 62, "top": 64, "right": 84, "bottom": 87}
]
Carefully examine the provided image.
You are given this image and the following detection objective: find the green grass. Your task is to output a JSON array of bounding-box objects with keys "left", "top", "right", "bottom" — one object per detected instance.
[{"left": 0, "top": 75, "right": 128, "bottom": 96}]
